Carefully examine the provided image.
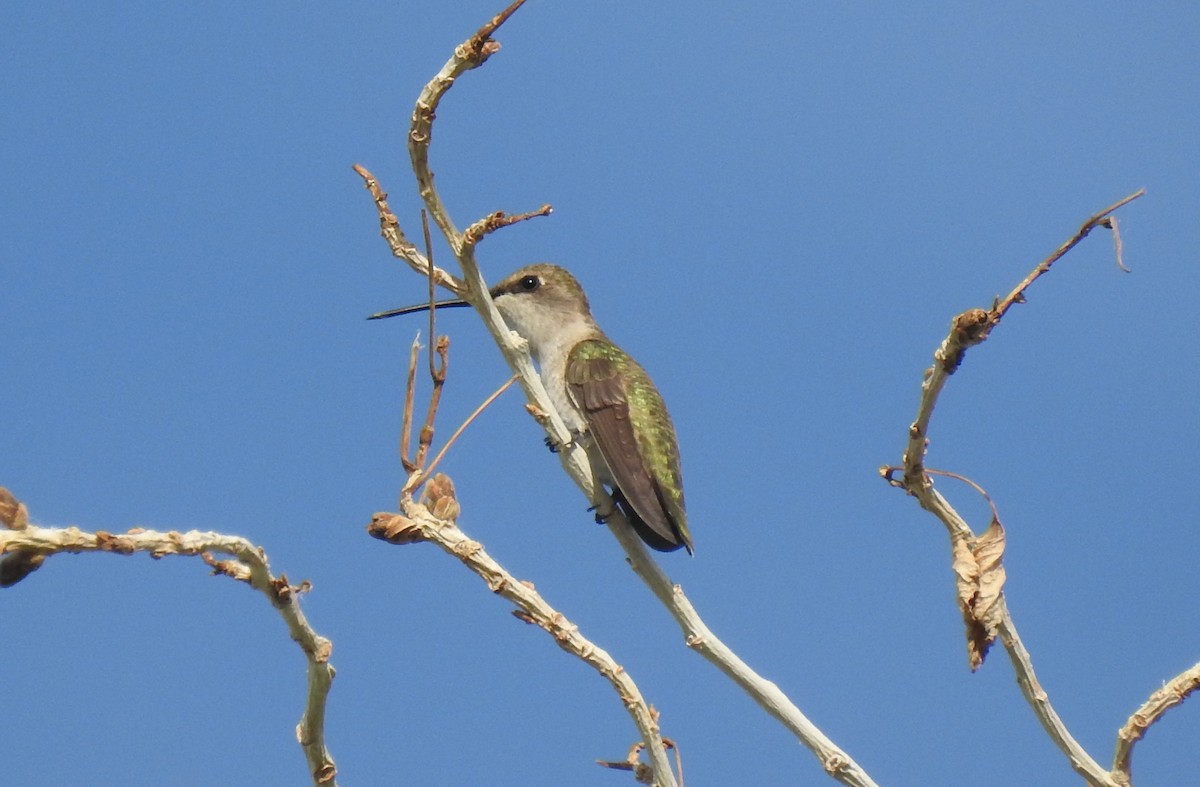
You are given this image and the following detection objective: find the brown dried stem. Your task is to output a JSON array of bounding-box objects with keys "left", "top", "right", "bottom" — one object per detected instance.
[
  {"left": 0, "top": 488, "right": 337, "bottom": 786},
  {"left": 399, "top": 335, "right": 421, "bottom": 474},
  {"left": 351, "top": 164, "right": 462, "bottom": 295},
  {"left": 990, "top": 189, "right": 1144, "bottom": 325},
  {"left": 413, "top": 336, "right": 449, "bottom": 472},
  {"left": 885, "top": 192, "right": 1151, "bottom": 787},
  {"left": 409, "top": 374, "right": 520, "bottom": 493},
  {"left": 421, "top": 210, "right": 440, "bottom": 379},
  {"left": 463, "top": 205, "right": 554, "bottom": 250}
]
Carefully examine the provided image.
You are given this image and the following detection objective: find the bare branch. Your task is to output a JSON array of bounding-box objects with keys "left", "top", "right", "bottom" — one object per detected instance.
[
  {"left": 400, "top": 334, "right": 421, "bottom": 474},
  {"left": 378, "top": 301, "right": 672, "bottom": 781},
  {"left": 1112, "top": 662, "right": 1200, "bottom": 783},
  {"left": 367, "top": 483, "right": 680, "bottom": 787},
  {"left": 604, "top": 516, "right": 880, "bottom": 787},
  {"left": 351, "top": 164, "right": 462, "bottom": 295},
  {"left": 463, "top": 205, "right": 554, "bottom": 251},
  {"left": 407, "top": 0, "right": 531, "bottom": 251},
  {"left": 408, "top": 374, "right": 520, "bottom": 493},
  {"left": 994, "top": 607, "right": 1113, "bottom": 785},
  {"left": 991, "top": 189, "right": 1144, "bottom": 324},
  {"left": 0, "top": 487, "right": 337, "bottom": 786},
  {"left": 884, "top": 193, "right": 1146, "bottom": 787},
  {"left": 399, "top": 11, "right": 580, "bottom": 479}
]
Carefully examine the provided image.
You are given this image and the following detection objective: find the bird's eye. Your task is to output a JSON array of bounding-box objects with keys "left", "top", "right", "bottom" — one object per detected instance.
[{"left": 518, "top": 275, "right": 540, "bottom": 292}]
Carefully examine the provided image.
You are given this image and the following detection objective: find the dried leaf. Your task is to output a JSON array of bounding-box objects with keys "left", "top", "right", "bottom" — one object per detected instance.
[
  {"left": 366, "top": 513, "right": 426, "bottom": 545},
  {"left": 973, "top": 518, "right": 1007, "bottom": 633},
  {"left": 0, "top": 487, "right": 29, "bottom": 530},
  {"left": 953, "top": 518, "right": 1007, "bottom": 670},
  {"left": 422, "top": 473, "right": 460, "bottom": 521}
]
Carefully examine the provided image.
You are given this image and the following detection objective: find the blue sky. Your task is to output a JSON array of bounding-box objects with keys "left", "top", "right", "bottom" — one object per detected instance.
[{"left": 4, "top": 2, "right": 1199, "bottom": 785}]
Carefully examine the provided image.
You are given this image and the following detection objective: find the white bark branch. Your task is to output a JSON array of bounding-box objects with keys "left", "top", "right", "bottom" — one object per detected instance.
[
  {"left": 883, "top": 191, "right": 1154, "bottom": 787},
  {"left": 607, "top": 521, "right": 880, "bottom": 787},
  {"left": 0, "top": 494, "right": 338, "bottom": 786},
  {"left": 1112, "top": 661, "right": 1200, "bottom": 784},
  {"left": 369, "top": 491, "right": 673, "bottom": 786}
]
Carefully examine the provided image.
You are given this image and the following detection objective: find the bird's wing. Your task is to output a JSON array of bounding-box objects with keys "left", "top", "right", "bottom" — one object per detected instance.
[{"left": 565, "top": 339, "right": 689, "bottom": 551}]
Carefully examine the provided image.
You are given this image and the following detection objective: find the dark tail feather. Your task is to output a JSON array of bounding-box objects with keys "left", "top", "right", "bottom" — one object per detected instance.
[{"left": 612, "top": 490, "right": 689, "bottom": 554}]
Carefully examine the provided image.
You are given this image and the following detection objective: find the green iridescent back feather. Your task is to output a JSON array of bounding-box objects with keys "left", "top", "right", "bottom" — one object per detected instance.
[{"left": 567, "top": 337, "right": 690, "bottom": 551}]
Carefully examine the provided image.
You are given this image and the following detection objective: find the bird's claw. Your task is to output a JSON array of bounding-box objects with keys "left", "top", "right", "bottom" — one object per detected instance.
[
  {"left": 588, "top": 500, "right": 616, "bottom": 525},
  {"left": 545, "top": 428, "right": 587, "bottom": 454}
]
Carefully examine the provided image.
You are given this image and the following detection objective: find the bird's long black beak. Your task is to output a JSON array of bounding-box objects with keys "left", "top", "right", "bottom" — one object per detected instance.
[{"left": 367, "top": 299, "right": 471, "bottom": 320}]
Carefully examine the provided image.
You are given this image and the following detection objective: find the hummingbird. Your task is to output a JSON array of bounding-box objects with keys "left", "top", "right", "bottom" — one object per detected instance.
[{"left": 370, "top": 263, "right": 692, "bottom": 554}]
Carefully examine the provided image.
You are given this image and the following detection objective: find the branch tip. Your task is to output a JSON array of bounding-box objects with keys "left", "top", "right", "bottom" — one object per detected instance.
[
  {"left": 463, "top": 203, "right": 554, "bottom": 248},
  {"left": 471, "top": 0, "right": 529, "bottom": 51}
]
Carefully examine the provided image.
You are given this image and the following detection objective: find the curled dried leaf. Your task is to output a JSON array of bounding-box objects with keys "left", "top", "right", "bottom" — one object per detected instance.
[
  {"left": 953, "top": 518, "right": 1007, "bottom": 670},
  {"left": 422, "top": 473, "right": 461, "bottom": 521},
  {"left": 0, "top": 488, "right": 29, "bottom": 530},
  {"left": 430, "top": 496, "right": 460, "bottom": 521},
  {"left": 366, "top": 513, "right": 426, "bottom": 545}
]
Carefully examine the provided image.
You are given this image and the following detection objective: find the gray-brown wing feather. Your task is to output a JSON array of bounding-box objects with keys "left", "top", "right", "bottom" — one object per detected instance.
[{"left": 566, "top": 353, "right": 677, "bottom": 546}]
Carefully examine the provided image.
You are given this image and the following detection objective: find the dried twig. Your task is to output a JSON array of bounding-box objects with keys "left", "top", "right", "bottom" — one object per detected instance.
[
  {"left": 407, "top": 374, "right": 520, "bottom": 492},
  {"left": 351, "top": 164, "right": 462, "bottom": 295},
  {"left": 463, "top": 205, "right": 554, "bottom": 250},
  {"left": 421, "top": 211, "right": 440, "bottom": 378},
  {"left": 884, "top": 193, "right": 1156, "bottom": 787},
  {"left": 0, "top": 487, "right": 337, "bottom": 786},
  {"left": 400, "top": 335, "right": 421, "bottom": 473},
  {"left": 414, "top": 336, "right": 449, "bottom": 471},
  {"left": 1112, "top": 662, "right": 1200, "bottom": 783}
]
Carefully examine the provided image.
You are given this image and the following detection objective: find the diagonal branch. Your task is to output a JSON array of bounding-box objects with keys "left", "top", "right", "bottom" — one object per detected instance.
[
  {"left": 606, "top": 517, "right": 880, "bottom": 786},
  {"left": 884, "top": 193, "right": 1148, "bottom": 787},
  {"left": 991, "top": 189, "right": 1145, "bottom": 325},
  {"left": 1112, "top": 661, "right": 1200, "bottom": 783},
  {"left": 0, "top": 488, "right": 337, "bottom": 786},
  {"left": 368, "top": 490, "right": 676, "bottom": 786},
  {"left": 352, "top": 164, "right": 463, "bottom": 295}
]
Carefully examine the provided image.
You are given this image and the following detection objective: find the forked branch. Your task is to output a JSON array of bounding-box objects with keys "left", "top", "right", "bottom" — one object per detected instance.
[
  {"left": 355, "top": 2, "right": 882, "bottom": 785},
  {"left": 880, "top": 191, "right": 1184, "bottom": 787}
]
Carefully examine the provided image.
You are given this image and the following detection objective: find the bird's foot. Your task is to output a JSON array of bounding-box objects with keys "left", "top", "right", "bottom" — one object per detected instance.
[
  {"left": 544, "top": 428, "right": 587, "bottom": 454},
  {"left": 588, "top": 498, "right": 617, "bottom": 525}
]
